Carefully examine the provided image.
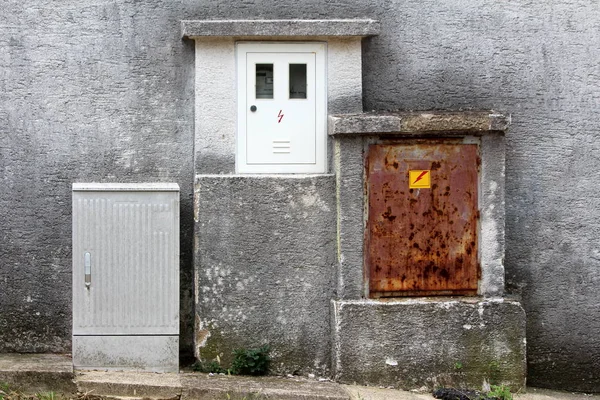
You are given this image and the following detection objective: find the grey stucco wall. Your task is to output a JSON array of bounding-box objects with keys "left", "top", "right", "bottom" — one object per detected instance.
[
  {"left": 0, "top": 1, "right": 196, "bottom": 357},
  {"left": 1, "top": 0, "right": 599, "bottom": 392}
]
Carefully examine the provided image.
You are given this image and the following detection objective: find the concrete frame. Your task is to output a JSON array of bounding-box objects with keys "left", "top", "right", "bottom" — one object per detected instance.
[
  {"left": 329, "top": 111, "right": 509, "bottom": 298},
  {"left": 328, "top": 111, "right": 525, "bottom": 389},
  {"left": 182, "top": 19, "right": 379, "bottom": 174}
]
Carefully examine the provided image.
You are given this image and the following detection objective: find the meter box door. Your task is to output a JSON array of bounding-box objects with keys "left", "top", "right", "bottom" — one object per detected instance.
[
  {"left": 365, "top": 143, "right": 480, "bottom": 297},
  {"left": 72, "top": 183, "right": 180, "bottom": 372},
  {"left": 237, "top": 42, "right": 326, "bottom": 174}
]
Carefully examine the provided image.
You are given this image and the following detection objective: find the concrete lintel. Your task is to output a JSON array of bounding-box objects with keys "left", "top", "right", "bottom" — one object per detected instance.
[
  {"left": 328, "top": 111, "right": 510, "bottom": 136},
  {"left": 182, "top": 19, "right": 380, "bottom": 39}
]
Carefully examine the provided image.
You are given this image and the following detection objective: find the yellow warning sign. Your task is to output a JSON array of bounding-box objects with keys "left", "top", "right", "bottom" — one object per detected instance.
[{"left": 409, "top": 170, "right": 431, "bottom": 189}]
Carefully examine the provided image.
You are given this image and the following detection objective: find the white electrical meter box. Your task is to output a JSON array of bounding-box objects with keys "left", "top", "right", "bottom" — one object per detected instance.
[
  {"left": 236, "top": 42, "right": 326, "bottom": 173},
  {"left": 72, "top": 183, "right": 180, "bottom": 373}
]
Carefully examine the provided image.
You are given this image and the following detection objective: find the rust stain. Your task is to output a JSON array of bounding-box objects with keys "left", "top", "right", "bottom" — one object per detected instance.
[{"left": 365, "top": 143, "right": 479, "bottom": 297}]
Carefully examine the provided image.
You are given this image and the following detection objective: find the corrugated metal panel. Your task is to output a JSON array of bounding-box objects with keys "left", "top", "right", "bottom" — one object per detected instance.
[
  {"left": 366, "top": 143, "right": 479, "bottom": 297},
  {"left": 73, "top": 189, "right": 179, "bottom": 335}
]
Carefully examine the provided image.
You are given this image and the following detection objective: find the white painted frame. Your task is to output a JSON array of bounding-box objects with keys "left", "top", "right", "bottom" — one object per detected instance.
[{"left": 236, "top": 42, "right": 327, "bottom": 174}]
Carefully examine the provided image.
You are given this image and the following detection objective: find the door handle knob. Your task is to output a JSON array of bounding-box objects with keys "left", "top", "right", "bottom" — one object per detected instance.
[
  {"left": 250, "top": 105, "right": 257, "bottom": 112},
  {"left": 84, "top": 252, "right": 91, "bottom": 288}
]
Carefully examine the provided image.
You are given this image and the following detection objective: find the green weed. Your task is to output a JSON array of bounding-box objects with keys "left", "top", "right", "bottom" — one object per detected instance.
[
  {"left": 195, "top": 345, "right": 271, "bottom": 376},
  {"left": 35, "top": 393, "right": 57, "bottom": 400},
  {"left": 0, "top": 387, "right": 67, "bottom": 400},
  {"left": 230, "top": 345, "right": 271, "bottom": 376},
  {"left": 486, "top": 385, "right": 512, "bottom": 400}
]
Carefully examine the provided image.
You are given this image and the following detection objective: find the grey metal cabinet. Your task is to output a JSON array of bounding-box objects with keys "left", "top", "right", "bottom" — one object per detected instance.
[{"left": 72, "top": 183, "right": 179, "bottom": 372}]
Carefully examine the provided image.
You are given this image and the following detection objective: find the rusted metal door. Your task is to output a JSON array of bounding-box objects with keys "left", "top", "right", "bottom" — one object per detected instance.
[{"left": 366, "top": 142, "right": 479, "bottom": 297}]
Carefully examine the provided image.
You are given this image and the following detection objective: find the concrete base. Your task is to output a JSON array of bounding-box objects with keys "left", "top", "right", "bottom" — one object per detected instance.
[
  {"left": 194, "top": 175, "right": 336, "bottom": 376},
  {"left": 332, "top": 298, "right": 526, "bottom": 391},
  {"left": 73, "top": 335, "right": 178, "bottom": 373}
]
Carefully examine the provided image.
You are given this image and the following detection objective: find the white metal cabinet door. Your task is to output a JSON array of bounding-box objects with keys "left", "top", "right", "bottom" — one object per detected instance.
[
  {"left": 246, "top": 52, "right": 316, "bottom": 165},
  {"left": 237, "top": 43, "right": 326, "bottom": 173},
  {"left": 72, "top": 186, "right": 179, "bottom": 335}
]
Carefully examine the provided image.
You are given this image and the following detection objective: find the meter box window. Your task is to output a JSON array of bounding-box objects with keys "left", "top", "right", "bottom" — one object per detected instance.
[
  {"left": 72, "top": 183, "right": 180, "bottom": 372},
  {"left": 236, "top": 43, "right": 326, "bottom": 174},
  {"left": 365, "top": 142, "right": 480, "bottom": 297}
]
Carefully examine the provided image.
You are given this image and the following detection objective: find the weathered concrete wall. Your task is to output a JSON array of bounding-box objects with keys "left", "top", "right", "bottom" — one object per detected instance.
[
  {"left": 332, "top": 299, "right": 526, "bottom": 391},
  {"left": 1, "top": 0, "right": 599, "bottom": 392},
  {"left": 0, "top": 1, "right": 195, "bottom": 357},
  {"left": 194, "top": 175, "right": 336, "bottom": 376}
]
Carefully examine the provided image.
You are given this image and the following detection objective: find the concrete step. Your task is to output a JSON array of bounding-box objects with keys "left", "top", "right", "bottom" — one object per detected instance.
[
  {"left": 75, "top": 371, "right": 181, "bottom": 399},
  {"left": 181, "top": 373, "right": 348, "bottom": 400},
  {"left": 0, "top": 354, "right": 76, "bottom": 394},
  {"left": 90, "top": 397, "right": 177, "bottom": 400},
  {"left": 75, "top": 371, "right": 349, "bottom": 400},
  {"left": 93, "top": 397, "right": 180, "bottom": 400}
]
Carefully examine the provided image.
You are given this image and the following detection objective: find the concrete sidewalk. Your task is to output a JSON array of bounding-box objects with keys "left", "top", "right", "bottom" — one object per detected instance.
[{"left": 0, "top": 354, "right": 596, "bottom": 400}]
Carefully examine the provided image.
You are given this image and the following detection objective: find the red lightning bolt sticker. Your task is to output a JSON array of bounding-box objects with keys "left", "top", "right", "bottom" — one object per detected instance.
[
  {"left": 409, "top": 170, "right": 431, "bottom": 189},
  {"left": 413, "top": 171, "right": 428, "bottom": 184},
  {"left": 277, "top": 110, "right": 284, "bottom": 123}
]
